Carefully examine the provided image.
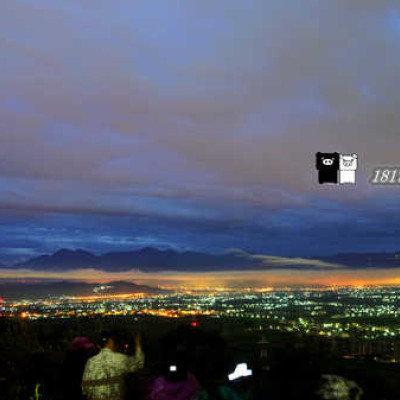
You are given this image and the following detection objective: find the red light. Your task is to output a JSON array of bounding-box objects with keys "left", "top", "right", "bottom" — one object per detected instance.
[{"left": 191, "top": 322, "right": 199, "bottom": 328}]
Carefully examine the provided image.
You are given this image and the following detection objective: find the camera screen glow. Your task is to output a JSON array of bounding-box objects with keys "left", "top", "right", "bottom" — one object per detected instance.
[{"left": 228, "top": 363, "right": 252, "bottom": 381}]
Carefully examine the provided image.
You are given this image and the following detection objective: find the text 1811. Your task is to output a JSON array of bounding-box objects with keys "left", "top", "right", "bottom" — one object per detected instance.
[{"left": 370, "top": 168, "right": 400, "bottom": 185}]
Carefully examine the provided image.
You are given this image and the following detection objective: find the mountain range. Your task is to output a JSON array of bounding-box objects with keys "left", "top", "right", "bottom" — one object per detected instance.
[
  {"left": 8, "top": 247, "right": 255, "bottom": 272},
  {"left": 2, "top": 247, "right": 400, "bottom": 272}
]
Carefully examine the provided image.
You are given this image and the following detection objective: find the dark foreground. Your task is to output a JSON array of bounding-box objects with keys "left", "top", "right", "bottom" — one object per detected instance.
[{"left": 0, "top": 315, "right": 399, "bottom": 400}]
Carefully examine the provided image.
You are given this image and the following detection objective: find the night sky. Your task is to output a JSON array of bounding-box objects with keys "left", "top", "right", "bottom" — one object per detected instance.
[{"left": 1, "top": 1, "right": 400, "bottom": 286}]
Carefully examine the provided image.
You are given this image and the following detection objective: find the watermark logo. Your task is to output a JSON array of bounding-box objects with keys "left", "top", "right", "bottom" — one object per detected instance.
[
  {"left": 369, "top": 167, "right": 400, "bottom": 185},
  {"left": 316, "top": 152, "right": 358, "bottom": 185}
]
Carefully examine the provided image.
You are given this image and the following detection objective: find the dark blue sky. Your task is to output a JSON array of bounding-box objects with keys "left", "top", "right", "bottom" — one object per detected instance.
[{"left": 1, "top": 0, "right": 400, "bottom": 267}]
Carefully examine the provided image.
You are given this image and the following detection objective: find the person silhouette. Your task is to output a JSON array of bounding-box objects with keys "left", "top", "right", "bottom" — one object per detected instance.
[{"left": 82, "top": 331, "right": 144, "bottom": 400}]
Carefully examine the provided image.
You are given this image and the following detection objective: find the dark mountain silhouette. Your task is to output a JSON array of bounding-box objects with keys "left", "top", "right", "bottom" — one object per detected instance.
[
  {"left": 315, "top": 251, "right": 400, "bottom": 269},
  {"left": 11, "top": 247, "right": 257, "bottom": 272},
  {"left": 17, "top": 248, "right": 98, "bottom": 269},
  {"left": 0, "top": 280, "right": 165, "bottom": 300},
  {"left": 6, "top": 247, "right": 400, "bottom": 273}
]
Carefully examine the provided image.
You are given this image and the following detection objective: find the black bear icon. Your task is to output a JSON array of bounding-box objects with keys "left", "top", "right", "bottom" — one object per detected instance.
[{"left": 316, "top": 152, "right": 339, "bottom": 184}]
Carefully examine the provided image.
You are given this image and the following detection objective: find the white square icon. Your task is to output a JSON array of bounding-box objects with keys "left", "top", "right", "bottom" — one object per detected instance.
[{"left": 339, "top": 153, "right": 358, "bottom": 184}]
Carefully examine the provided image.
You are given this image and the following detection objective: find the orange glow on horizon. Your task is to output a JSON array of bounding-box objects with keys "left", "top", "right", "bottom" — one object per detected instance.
[
  {"left": 70, "top": 293, "right": 146, "bottom": 301},
  {"left": 2, "top": 267, "right": 400, "bottom": 289}
]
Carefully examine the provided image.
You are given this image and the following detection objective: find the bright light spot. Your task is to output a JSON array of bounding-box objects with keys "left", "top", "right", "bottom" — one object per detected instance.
[{"left": 228, "top": 363, "right": 252, "bottom": 381}]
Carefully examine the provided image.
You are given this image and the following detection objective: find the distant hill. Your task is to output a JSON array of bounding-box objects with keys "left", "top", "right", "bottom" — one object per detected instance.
[
  {"left": 15, "top": 249, "right": 98, "bottom": 270},
  {"left": 0, "top": 280, "right": 165, "bottom": 300},
  {"left": 317, "top": 251, "right": 400, "bottom": 269}
]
